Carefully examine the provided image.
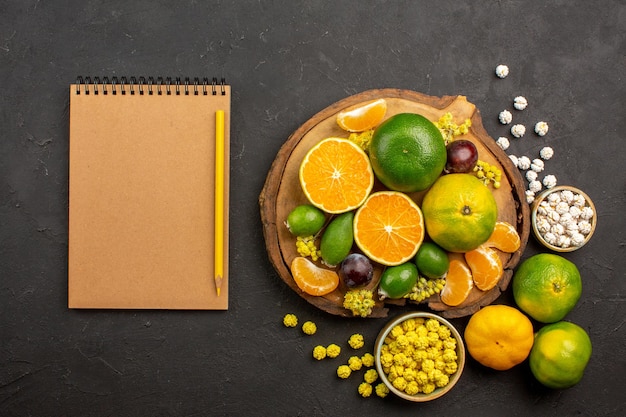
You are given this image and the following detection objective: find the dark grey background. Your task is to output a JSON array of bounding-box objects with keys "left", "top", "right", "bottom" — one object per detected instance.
[{"left": 1, "top": 1, "right": 624, "bottom": 416}]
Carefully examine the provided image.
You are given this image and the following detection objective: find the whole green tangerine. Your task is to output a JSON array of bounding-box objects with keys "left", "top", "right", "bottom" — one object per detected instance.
[{"left": 369, "top": 113, "right": 446, "bottom": 193}]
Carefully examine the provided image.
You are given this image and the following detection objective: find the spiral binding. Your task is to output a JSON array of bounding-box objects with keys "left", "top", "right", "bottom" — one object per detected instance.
[{"left": 75, "top": 76, "right": 227, "bottom": 96}]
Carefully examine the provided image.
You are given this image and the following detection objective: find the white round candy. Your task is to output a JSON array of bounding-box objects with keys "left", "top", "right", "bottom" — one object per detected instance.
[
  {"left": 511, "top": 124, "right": 526, "bottom": 138},
  {"left": 529, "top": 180, "right": 542, "bottom": 193},
  {"left": 543, "top": 175, "right": 557, "bottom": 188},
  {"left": 496, "top": 65, "right": 509, "bottom": 78},
  {"left": 571, "top": 233, "right": 586, "bottom": 246},
  {"left": 540, "top": 147, "right": 554, "bottom": 160},
  {"left": 580, "top": 206, "right": 594, "bottom": 220},
  {"left": 496, "top": 136, "right": 510, "bottom": 150},
  {"left": 499, "top": 110, "right": 513, "bottom": 125},
  {"left": 517, "top": 156, "right": 531, "bottom": 170},
  {"left": 531, "top": 158, "right": 545, "bottom": 172},
  {"left": 535, "top": 121, "right": 549, "bottom": 136},
  {"left": 513, "top": 96, "right": 528, "bottom": 110}
]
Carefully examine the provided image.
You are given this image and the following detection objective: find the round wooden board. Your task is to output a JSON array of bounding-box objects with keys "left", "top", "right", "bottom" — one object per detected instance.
[{"left": 259, "top": 89, "right": 530, "bottom": 318}]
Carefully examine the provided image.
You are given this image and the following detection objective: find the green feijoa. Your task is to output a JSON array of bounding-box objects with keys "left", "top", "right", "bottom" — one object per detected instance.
[
  {"left": 320, "top": 212, "right": 354, "bottom": 267},
  {"left": 378, "top": 262, "right": 418, "bottom": 299},
  {"left": 415, "top": 242, "right": 450, "bottom": 279},
  {"left": 286, "top": 204, "right": 327, "bottom": 237}
]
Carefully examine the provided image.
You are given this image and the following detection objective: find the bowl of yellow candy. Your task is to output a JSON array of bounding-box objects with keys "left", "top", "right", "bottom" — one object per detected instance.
[{"left": 374, "top": 311, "right": 465, "bottom": 402}]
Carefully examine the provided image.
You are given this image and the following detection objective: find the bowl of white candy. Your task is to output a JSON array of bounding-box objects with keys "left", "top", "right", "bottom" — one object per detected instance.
[{"left": 531, "top": 185, "right": 596, "bottom": 252}]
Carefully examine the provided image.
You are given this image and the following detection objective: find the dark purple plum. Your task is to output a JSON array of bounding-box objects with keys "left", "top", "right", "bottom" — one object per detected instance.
[
  {"left": 445, "top": 139, "right": 478, "bottom": 173},
  {"left": 340, "top": 253, "right": 374, "bottom": 288}
]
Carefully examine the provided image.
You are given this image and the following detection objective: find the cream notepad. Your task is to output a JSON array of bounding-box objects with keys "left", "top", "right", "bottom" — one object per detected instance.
[{"left": 68, "top": 77, "right": 230, "bottom": 309}]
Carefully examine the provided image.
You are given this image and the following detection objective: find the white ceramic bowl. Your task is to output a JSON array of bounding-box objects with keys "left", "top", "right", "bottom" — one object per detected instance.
[{"left": 374, "top": 312, "right": 465, "bottom": 402}]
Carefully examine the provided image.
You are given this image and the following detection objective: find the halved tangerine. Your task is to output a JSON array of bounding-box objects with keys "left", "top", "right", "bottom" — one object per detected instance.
[
  {"left": 299, "top": 138, "right": 374, "bottom": 214},
  {"left": 353, "top": 191, "right": 424, "bottom": 266},
  {"left": 290, "top": 257, "right": 339, "bottom": 296},
  {"left": 483, "top": 221, "right": 521, "bottom": 253},
  {"left": 336, "top": 98, "right": 387, "bottom": 132},
  {"left": 464, "top": 245, "right": 503, "bottom": 291},
  {"left": 440, "top": 259, "right": 474, "bottom": 306}
]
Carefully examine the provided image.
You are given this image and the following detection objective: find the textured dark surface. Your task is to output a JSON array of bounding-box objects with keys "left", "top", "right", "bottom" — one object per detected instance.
[{"left": 1, "top": 1, "right": 624, "bottom": 416}]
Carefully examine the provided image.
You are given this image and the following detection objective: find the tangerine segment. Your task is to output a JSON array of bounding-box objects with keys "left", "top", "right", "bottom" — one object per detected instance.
[
  {"left": 483, "top": 221, "right": 521, "bottom": 253},
  {"left": 336, "top": 98, "right": 387, "bottom": 132},
  {"left": 440, "top": 259, "right": 473, "bottom": 306},
  {"left": 290, "top": 257, "right": 339, "bottom": 296},
  {"left": 353, "top": 191, "right": 424, "bottom": 266},
  {"left": 464, "top": 245, "right": 503, "bottom": 291},
  {"left": 299, "top": 138, "right": 374, "bottom": 214}
]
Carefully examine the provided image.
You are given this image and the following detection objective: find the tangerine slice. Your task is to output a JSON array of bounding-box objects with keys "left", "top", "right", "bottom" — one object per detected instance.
[
  {"left": 353, "top": 191, "right": 424, "bottom": 266},
  {"left": 290, "top": 257, "right": 339, "bottom": 296},
  {"left": 440, "top": 259, "right": 474, "bottom": 306},
  {"left": 336, "top": 98, "right": 387, "bottom": 132},
  {"left": 299, "top": 138, "right": 374, "bottom": 214},
  {"left": 464, "top": 245, "right": 503, "bottom": 291},
  {"left": 483, "top": 221, "right": 521, "bottom": 253}
]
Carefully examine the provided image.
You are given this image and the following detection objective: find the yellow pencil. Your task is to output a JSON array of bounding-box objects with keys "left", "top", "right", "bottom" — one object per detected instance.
[{"left": 214, "top": 110, "right": 225, "bottom": 296}]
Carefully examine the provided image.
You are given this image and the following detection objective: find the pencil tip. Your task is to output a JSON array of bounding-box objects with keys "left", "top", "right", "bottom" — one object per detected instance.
[{"left": 215, "top": 275, "right": 222, "bottom": 296}]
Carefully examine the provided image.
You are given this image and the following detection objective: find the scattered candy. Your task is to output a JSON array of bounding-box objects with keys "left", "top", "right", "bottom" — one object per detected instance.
[
  {"left": 313, "top": 345, "right": 327, "bottom": 360},
  {"left": 511, "top": 124, "right": 526, "bottom": 138},
  {"left": 375, "top": 383, "right": 390, "bottom": 398},
  {"left": 358, "top": 382, "right": 373, "bottom": 397},
  {"left": 364, "top": 368, "right": 379, "bottom": 384},
  {"left": 513, "top": 96, "right": 528, "bottom": 110},
  {"left": 526, "top": 170, "right": 538, "bottom": 182},
  {"left": 348, "top": 355, "right": 363, "bottom": 371},
  {"left": 361, "top": 353, "right": 375, "bottom": 368},
  {"left": 348, "top": 333, "right": 365, "bottom": 350},
  {"left": 540, "top": 146, "right": 554, "bottom": 160},
  {"left": 327, "top": 344, "right": 342, "bottom": 358},
  {"left": 283, "top": 313, "right": 298, "bottom": 327},
  {"left": 535, "top": 121, "right": 549, "bottom": 136},
  {"left": 529, "top": 180, "right": 542, "bottom": 193},
  {"left": 496, "top": 136, "right": 510, "bottom": 150},
  {"left": 517, "top": 156, "right": 531, "bottom": 170},
  {"left": 302, "top": 321, "right": 317, "bottom": 335},
  {"left": 531, "top": 158, "right": 545, "bottom": 172},
  {"left": 542, "top": 174, "right": 557, "bottom": 188},
  {"left": 495, "top": 64, "right": 510, "bottom": 78},
  {"left": 337, "top": 364, "right": 352, "bottom": 379},
  {"left": 499, "top": 110, "right": 513, "bottom": 124}
]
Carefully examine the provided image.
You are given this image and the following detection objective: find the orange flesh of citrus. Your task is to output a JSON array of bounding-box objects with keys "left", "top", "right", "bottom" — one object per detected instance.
[
  {"left": 336, "top": 98, "right": 387, "bottom": 132},
  {"left": 464, "top": 245, "right": 503, "bottom": 291},
  {"left": 299, "top": 138, "right": 374, "bottom": 214},
  {"left": 290, "top": 257, "right": 339, "bottom": 296},
  {"left": 483, "top": 221, "right": 521, "bottom": 253},
  {"left": 440, "top": 259, "right": 474, "bottom": 306},
  {"left": 353, "top": 191, "right": 424, "bottom": 266}
]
